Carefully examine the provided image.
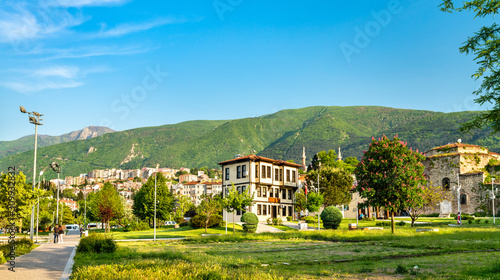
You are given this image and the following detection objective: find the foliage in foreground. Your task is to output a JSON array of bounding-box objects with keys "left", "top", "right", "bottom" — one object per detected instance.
[{"left": 77, "top": 233, "right": 117, "bottom": 253}]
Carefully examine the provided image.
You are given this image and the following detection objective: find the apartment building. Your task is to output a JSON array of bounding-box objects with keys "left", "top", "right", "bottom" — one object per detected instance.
[{"left": 219, "top": 155, "right": 301, "bottom": 222}]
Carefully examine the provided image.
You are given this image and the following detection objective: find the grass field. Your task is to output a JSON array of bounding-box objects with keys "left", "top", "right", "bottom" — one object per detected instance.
[{"left": 72, "top": 218, "right": 500, "bottom": 279}]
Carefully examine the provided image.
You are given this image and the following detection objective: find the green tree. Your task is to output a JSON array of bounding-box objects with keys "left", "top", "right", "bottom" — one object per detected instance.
[
  {"left": 197, "top": 194, "right": 222, "bottom": 233},
  {"left": 440, "top": 1, "right": 500, "bottom": 133},
  {"left": 61, "top": 188, "right": 76, "bottom": 200},
  {"left": 320, "top": 206, "right": 343, "bottom": 229},
  {"left": 354, "top": 135, "right": 427, "bottom": 233},
  {"left": 407, "top": 183, "right": 452, "bottom": 227},
  {"left": 173, "top": 194, "right": 193, "bottom": 223},
  {"left": 306, "top": 192, "right": 324, "bottom": 213},
  {"left": 222, "top": 183, "right": 255, "bottom": 233},
  {"left": 306, "top": 168, "right": 353, "bottom": 207},
  {"left": 91, "top": 182, "right": 123, "bottom": 233},
  {"left": 77, "top": 190, "right": 84, "bottom": 201},
  {"left": 132, "top": 173, "right": 174, "bottom": 225},
  {"left": 0, "top": 172, "right": 37, "bottom": 232},
  {"left": 294, "top": 190, "right": 307, "bottom": 213}
]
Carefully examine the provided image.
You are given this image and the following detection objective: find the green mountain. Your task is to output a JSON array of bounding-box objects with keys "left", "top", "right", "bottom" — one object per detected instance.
[
  {"left": 1, "top": 106, "right": 498, "bottom": 181},
  {"left": 0, "top": 126, "right": 114, "bottom": 159}
]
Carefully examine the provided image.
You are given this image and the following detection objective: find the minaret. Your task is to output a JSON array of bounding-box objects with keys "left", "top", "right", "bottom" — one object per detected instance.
[
  {"left": 337, "top": 146, "right": 342, "bottom": 161},
  {"left": 302, "top": 147, "right": 307, "bottom": 171}
]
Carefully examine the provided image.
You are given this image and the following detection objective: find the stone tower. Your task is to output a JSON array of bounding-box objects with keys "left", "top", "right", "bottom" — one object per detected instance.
[{"left": 302, "top": 147, "right": 307, "bottom": 171}]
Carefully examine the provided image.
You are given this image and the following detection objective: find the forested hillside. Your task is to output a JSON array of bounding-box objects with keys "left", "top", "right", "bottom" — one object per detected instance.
[{"left": 1, "top": 106, "right": 497, "bottom": 180}]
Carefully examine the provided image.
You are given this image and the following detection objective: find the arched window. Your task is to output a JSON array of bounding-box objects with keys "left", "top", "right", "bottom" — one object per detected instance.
[
  {"left": 460, "top": 194, "right": 467, "bottom": 205},
  {"left": 442, "top": 178, "right": 450, "bottom": 190}
]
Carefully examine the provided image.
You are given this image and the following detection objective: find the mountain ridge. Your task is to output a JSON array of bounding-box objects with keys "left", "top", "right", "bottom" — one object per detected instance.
[{"left": 1, "top": 106, "right": 498, "bottom": 180}]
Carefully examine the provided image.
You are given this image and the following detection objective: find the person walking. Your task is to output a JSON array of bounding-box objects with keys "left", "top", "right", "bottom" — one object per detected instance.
[
  {"left": 58, "top": 224, "right": 65, "bottom": 244},
  {"left": 53, "top": 225, "right": 59, "bottom": 244}
]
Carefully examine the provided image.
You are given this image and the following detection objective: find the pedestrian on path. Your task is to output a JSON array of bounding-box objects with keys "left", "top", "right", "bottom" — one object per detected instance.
[
  {"left": 58, "top": 225, "right": 65, "bottom": 243},
  {"left": 53, "top": 225, "right": 59, "bottom": 243}
]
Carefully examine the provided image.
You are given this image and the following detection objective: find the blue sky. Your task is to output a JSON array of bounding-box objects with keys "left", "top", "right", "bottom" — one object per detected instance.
[{"left": 0, "top": 0, "right": 491, "bottom": 141}]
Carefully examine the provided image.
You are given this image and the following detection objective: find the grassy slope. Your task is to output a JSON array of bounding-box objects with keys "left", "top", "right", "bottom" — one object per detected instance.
[{"left": 1, "top": 106, "right": 498, "bottom": 180}]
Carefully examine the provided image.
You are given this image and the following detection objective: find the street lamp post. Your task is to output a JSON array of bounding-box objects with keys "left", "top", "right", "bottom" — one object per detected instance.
[
  {"left": 492, "top": 178, "right": 496, "bottom": 224},
  {"left": 50, "top": 162, "right": 61, "bottom": 225},
  {"left": 154, "top": 164, "right": 159, "bottom": 242},
  {"left": 20, "top": 106, "right": 43, "bottom": 242},
  {"left": 36, "top": 171, "right": 43, "bottom": 243}
]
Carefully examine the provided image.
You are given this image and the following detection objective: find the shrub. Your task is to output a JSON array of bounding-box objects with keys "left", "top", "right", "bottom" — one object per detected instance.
[
  {"left": 266, "top": 218, "right": 273, "bottom": 225},
  {"left": 174, "top": 216, "right": 184, "bottom": 224},
  {"left": 485, "top": 219, "right": 489, "bottom": 224},
  {"left": 272, "top": 218, "right": 282, "bottom": 226},
  {"left": 286, "top": 216, "right": 293, "bottom": 221},
  {"left": 421, "top": 213, "right": 440, "bottom": 217},
  {"left": 123, "top": 221, "right": 149, "bottom": 232},
  {"left": 397, "top": 221, "right": 406, "bottom": 227},
  {"left": 77, "top": 233, "right": 117, "bottom": 253},
  {"left": 468, "top": 219, "right": 473, "bottom": 224},
  {"left": 0, "top": 250, "right": 4, "bottom": 264},
  {"left": 0, "top": 238, "right": 33, "bottom": 259},
  {"left": 304, "top": 216, "right": 315, "bottom": 223},
  {"left": 240, "top": 213, "right": 259, "bottom": 225},
  {"left": 376, "top": 221, "right": 392, "bottom": 227},
  {"left": 179, "top": 221, "right": 189, "bottom": 227},
  {"left": 362, "top": 217, "right": 375, "bottom": 221},
  {"left": 242, "top": 224, "right": 258, "bottom": 233},
  {"left": 475, "top": 219, "right": 481, "bottom": 224},
  {"left": 474, "top": 211, "right": 487, "bottom": 217},
  {"left": 395, "top": 264, "right": 408, "bottom": 274},
  {"left": 190, "top": 214, "right": 223, "bottom": 229},
  {"left": 320, "top": 206, "right": 343, "bottom": 229}
]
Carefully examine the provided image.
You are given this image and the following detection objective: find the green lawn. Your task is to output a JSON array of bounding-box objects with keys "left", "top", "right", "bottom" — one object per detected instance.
[
  {"left": 88, "top": 223, "right": 246, "bottom": 239},
  {"left": 72, "top": 219, "right": 500, "bottom": 279}
]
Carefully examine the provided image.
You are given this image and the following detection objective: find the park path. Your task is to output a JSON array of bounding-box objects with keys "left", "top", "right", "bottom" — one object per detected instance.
[{"left": 0, "top": 231, "right": 79, "bottom": 280}]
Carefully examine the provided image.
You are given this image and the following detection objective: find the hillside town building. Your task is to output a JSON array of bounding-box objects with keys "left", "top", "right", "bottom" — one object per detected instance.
[{"left": 219, "top": 155, "right": 301, "bottom": 222}]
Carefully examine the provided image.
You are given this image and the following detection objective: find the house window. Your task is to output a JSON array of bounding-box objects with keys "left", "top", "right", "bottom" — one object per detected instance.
[
  {"left": 442, "top": 178, "right": 450, "bottom": 190},
  {"left": 282, "top": 189, "right": 286, "bottom": 199},
  {"left": 225, "top": 168, "right": 229, "bottom": 180},
  {"left": 279, "top": 169, "right": 283, "bottom": 181},
  {"left": 262, "top": 187, "right": 267, "bottom": 197},
  {"left": 275, "top": 168, "right": 279, "bottom": 180},
  {"left": 292, "top": 171, "right": 296, "bottom": 183},
  {"left": 267, "top": 166, "right": 271, "bottom": 178},
  {"left": 288, "top": 206, "right": 293, "bottom": 216},
  {"left": 237, "top": 166, "right": 241, "bottom": 179},
  {"left": 288, "top": 189, "right": 292, "bottom": 200},
  {"left": 237, "top": 186, "right": 241, "bottom": 194},
  {"left": 255, "top": 165, "right": 259, "bottom": 178},
  {"left": 262, "top": 166, "right": 266, "bottom": 178},
  {"left": 286, "top": 170, "right": 291, "bottom": 182},
  {"left": 242, "top": 165, "right": 247, "bottom": 178},
  {"left": 257, "top": 186, "right": 261, "bottom": 197},
  {"left": 257, "top": 204, "right": 261, "bottom": 215},
  {"left": 242, "top": 186, "right": 246, "bottom": 193},
  {"left": 269, "top": 188, "right": 273, "bottom": 197},
  {"left": 460, "top": 194, "right": 467, "bottom": 205},
  {"left": 275, "top": 188, "right": 279, "bottom": 198},
  {"left": 237, "top": 209, "right": 241, "bottom": 215},
  {"left": 282, "top": 206, "right": 286, "bottom": 216},
  {"left": 263, "top": 204, "right": 267, "bottom": 215}
]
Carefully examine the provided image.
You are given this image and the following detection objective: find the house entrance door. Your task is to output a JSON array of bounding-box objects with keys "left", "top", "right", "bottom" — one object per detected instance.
[{"left": 271, "top": 206, "right": 277, "bottom": 218}]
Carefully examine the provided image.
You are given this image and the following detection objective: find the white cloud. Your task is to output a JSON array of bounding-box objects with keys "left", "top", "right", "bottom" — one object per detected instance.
[
  {"left": 2, "top": 80, "right": 83, "bottom": 93},
  {"left": 0, "top": 2, "right": 86, "bottom": 43},
  {"left": 49, "top": 0, "right": 127, "bottom": 8},
  {"left": 31, "top": 44, "right": 150, "bottom": 60},
  {"left": 92, "top": 18, "right": 177, "bottom": 38},
  {"left": 33, "top": 65, "right": 80, "bottom": 79}
]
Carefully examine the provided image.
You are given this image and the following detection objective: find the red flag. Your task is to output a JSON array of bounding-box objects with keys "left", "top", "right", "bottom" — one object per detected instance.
[{"left": 304, "top": 182, "right": 308, "bottom": 195}]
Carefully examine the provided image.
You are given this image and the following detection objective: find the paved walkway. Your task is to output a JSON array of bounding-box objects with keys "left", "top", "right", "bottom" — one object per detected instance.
[{"left": 0, "top": 231, "right": 80, "bottom": 280}]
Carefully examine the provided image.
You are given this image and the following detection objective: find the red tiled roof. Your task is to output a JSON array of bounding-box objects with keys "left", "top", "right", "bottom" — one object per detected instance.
[
  {"left": 218, "top": 154, "right": 301, "bottom": 167},
  {"left": 429, "top": 143, "right": 484, "bottom": 151}
]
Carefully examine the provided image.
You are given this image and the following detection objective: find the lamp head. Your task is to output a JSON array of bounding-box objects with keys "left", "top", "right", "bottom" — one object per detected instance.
[{"left": 20, "top": 106, "right": 27, "bottom": 113}]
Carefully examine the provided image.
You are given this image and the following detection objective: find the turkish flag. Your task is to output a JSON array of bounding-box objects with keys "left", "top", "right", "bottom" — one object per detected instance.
[{"left": 304, "top": 183, "right": 308, "bottom": 195}]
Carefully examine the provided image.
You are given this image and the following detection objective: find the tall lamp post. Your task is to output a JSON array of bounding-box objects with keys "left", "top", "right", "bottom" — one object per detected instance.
[
  {"left": 154, "top": 164, "right": 159, "bottom": 242},
  {"left": 20, "top": 106, "right": 43, "bottom": 242},
  {"left": 492, "top": 178, "right": 496, "bottom": 224},
  {"left": 50, "top": 162, "right": 61, "bottom": 225},
  {"left": 36, "top": 171, "right": 43, "bottom": 243}
]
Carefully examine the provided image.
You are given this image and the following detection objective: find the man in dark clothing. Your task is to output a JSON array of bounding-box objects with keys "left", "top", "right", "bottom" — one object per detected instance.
[{"left": 53, "top": 225, "right": 59, "bottom": 243}]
